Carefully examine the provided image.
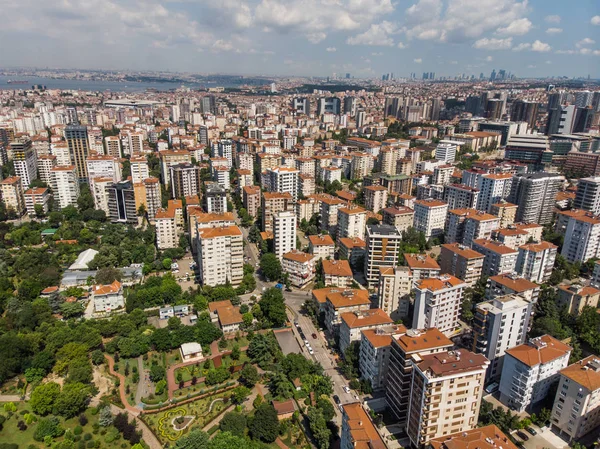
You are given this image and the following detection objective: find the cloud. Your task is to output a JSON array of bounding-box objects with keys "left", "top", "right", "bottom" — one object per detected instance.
[
  {"left": 512, "top": 43, "right": 531, "bottom": 51},
  {"left": 527, "top": 64, "right": 536, "bottom": 68},
  {"left": 545, "top": 15, "right": 561, "bottom": 24},
  {"left": 414, "top": 58, "right": 422, "bottom": 63},
  {"left": 545, "top": 28, "right": 562, "bottom": 34},
  {"left": 397, "top": 42, "right": 407, "bottom": 48},
  {"left": 592, "top": 16, "right": 600, "bottom": 25},
  {"left": 485, "top": 55, "right": 493, "bottom": 61},
  {"left": 513, "top": 40, "right": 551, "bottom": 52},
  {"left": 496, "top": 18, "right": 532, "bottom": 36},
  {"left": 371, "top": 52, "right": 383, "bottom": 56},
  {"left": 307, "top": 32, "right": 326, "bottom": 43},
  {"left": 346, "top": 21, "right": 397, "bottom": 46},
  {"left": 473, "top": 37, "right": 513, "bottom": 50},
  {"left": 576, "top": 38, "right": 596, "bottom": 48},
  {"left": 326, "top": 47, "right": 336, "bottom": 52}
]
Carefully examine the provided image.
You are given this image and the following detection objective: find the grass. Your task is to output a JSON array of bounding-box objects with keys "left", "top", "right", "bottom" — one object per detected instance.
[
  {"left": 0, "top": 402, "right": 125, "bottom": 449},
  {"left": 224, "top": 336, "right": 249, "bottom": 350},
  {"left": 113, "top": 358, "right": 140, "bottom": 406}
]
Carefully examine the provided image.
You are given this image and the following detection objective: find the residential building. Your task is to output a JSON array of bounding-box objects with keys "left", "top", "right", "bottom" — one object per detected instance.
[
  {"left": 160, "top": 150, "right": 191, "bottom": 185},
  {"left": 262, "top": 166, "right": 299, "bottom": 200},
  {"left": 308, "top": 234, "right": 335, "bottom": 259},
  {"left": 262, "top": 192, "right": 292, "bottom": 232},
  {"left": 0, "top": 176, "right": 26, "bottom": 216},
  {"left": 86, "top": 155, "right": 121, "bottom": 183},
  {"left": 440, "top": 243, "right": 484, "bottom": 286},
  {"left": 92, "top": 280, "right": 124, "bottom": 313},
  {"left": 337, "top": 206, "right": 367, "bottom": 242},
  {"left": 322, "top": 259, "right": 353, "bottom": 288},
  {"left": 472, "top": 239, "right": 519, "bottom": 277},
  {"left": 574, "top": 176, "right": 600, "bottom": 215},
  {"left": 196, "top": 226, "right": 244, "bottom": 286},
  {"left": 37, "top": 154, "right": 57, "bottom": 185},
  {"left": 155, "top": 208, "right": 178, "bottom": 249},
  {"left": 407, "top": 350, "right": 489, "bottom": 447},
  {"left": 386, "top": 328, "right": 453, "bottom": 425},
  {"left": 447, "top": 209, "right": 500, "bottom": 247},
  {"left": 364, "top": 224, "right": 402, "bottom": 288},
  {"left": 473, "top": 295, "right": 533, "bottom": 380},
  {"left": 339, "top": 308, "right": 394, "bottom": 354},
  {"left": 557, "top": 282, "right": 600, "bottom": 315},
  {"left": 64, "top": 125, "right": 90, "bottom": 181},
  {"left": 443, "top": 184, "right": 479, "bottom": 210},
  {"left": 338, "top": 237, "right": 367, "bottom": 269},
  {"left": 499, "top": 335, "right": 571, "bottom": 412},
  {"left": 377, "top": 266, "right": 411, "bottom": 319},
  {"left": 9, "top": 139, "right": 37, "bottom": 187},
  {"left": 490, "top": 201, "right": 518, "bottom": 228},
  {"left": 105, "top": 135, "right": 121, "bottom": 157},
  {"left": 106, "top": 180, "right": 137, "bottom": 224},
  {"left": 364, "top": 185, "right": 388, "bottom": 213},
  {"left": 208, "top": 300, "right": 244, "bottom": 333},
  {"left": 486, "top": 274, "right": 540, "bottom": 303},
  {"left": 561, "top": 212, "right": 600, "bottom": 263},
  {"left": 382, "top": 207, "right": 414, "bottom": 233},
  {"left": 320, "top": 195, "right": 345, "bottom": 235},
  {"left": 413, "top": 199, "right": 448, "bottom": 239},
  {"left": 429, "top": 425, "right": 518, "bottom": 449},
  {"left": 515, "top": 241, "right": 557, "bottom": 284},
  {"left": 170, "top": 163, "right": 201, "bottom": 198},
  {"left": 24, "top": 187, "right": 50, "bottom": 216},
  {"left": 350, "top": 152, "right": 371, "bottom": 179},
  {"left": 509, "top": 172, "right": 565, "bottom": 225},
  {"left": 477, "top": 173, "right": 512, "bottom": 213},
  {"left": 282, "top": 250, "right": 316, "bottom": 288},
  {"left": 212, "top": 165, "right": 231, "bottom": 190},
  {"left": 298, "top": 174, "right": 315, "bottom": 197},
  {"left": 273, "top": 210, "right": 297, "bottom": 261},
  {"left": 204, "top": 182, "right": 228, "bottom": 214},
  {"left": 551, "top": 356, "right": 600, "bottom": 441},
  {"left": 323, "top": 288, "right": 371, "bottom": 335},
  {"left": 360, "top": 326, "right": 403, "bottom": 391},
  {"left": 135, "top": 177, "right": 161, "bottom": 221},
  {"left": 51, "top": 165, "right": 80, "bottom": 209},
  {"left": 413, "top": 275, "right": 466, "bottom": 336},
  {"left": 404, "top": 253, "right": 441, "bottom": 284},
  {"left": 434, "top": 142, "right": 457, "bottom": 163},
  {"left": 340, "top": 403, "right": 385, "bottom": 449},
  {"left": 242, "top": 186, "right": 261, "bottom": 218}
]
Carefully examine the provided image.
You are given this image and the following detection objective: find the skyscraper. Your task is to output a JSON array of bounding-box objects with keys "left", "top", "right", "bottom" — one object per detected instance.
[
  {"left": 574, "top": 176, "right": 600, "bottom": 215},
  {"left": 273, "top": 210, "right": 297, "bottom": 261},
  {"left": 106, "top": 180, "right": 137, "bottom": 224},
  {"left": 509, "top": 172, "right": 564, "bottom": 224},
  {"left": 510, "top": 100, "right": 539, "bottom": 129},
  {"left": 65, "top": 125, "right": 90, "bottom": 181}
]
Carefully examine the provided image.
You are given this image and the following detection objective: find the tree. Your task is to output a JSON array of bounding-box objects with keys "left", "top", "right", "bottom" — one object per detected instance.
[
  {"left": 95, "top": 267, "right": 122, "bottom": 285},
  {"left": 30, "top": 382, "right": 61, "bottom": 415},
  {"left": 48, "top": 211, "right": 62, "bottom": 227},
  {"left": 34, "top": 204, "right": 45, "bottom": 218},
  {"left": 259, "top": 288, "right": 287, "bottom": 327},
  {"left": 137, "top": 203, "right": 147, "bottom": 217},
  {"left": 33, "top": 416, "right": 63, "bottom": 442},
  {"left": 163, "top": 258, "right": 173, "bottom": 270},
  {"left": 98, "top": 406, "right": 114, "bottom": 427},
  {"left": 174, "top": 429, "right": 210, "bottom": 449},
  {"left": 249, "top": 403, "right": 279, "bottom": 443},
  {"left": 317, "top": 398, "right": 335, "bottom": 422},
  {"left": 240, "top": 364, "right": 260, "bottom": 387},
  {"left": 259, "top": 253, "right": 282, "bottom": 281},
  {"left": 54, "top": 382, "right": 91, "bottom": 418},
  {"left": 205, "top": 367, "right": 230, "bottom": 385},
  {"left": 307, "top": 407, "right": 331, "bottom": 449},
  {"left": 248, "top": 332, "right": 281, "bottom": 369},
  {"left": 149, "top": 365, "right": 166, "bottom": 382},
  {"left": 60, "top": 301, "right": 85, "bottom": 319},
  {"left": 232, "top": 385, "right": 251, "bottom": 404},
  {"left": 219, "top": 412, "right": 247, "bottom": 437}
]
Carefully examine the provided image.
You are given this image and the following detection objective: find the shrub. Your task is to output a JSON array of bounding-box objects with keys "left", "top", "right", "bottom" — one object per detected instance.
[
  {"left": 74, "top": 425, "right": 83, "bottom": 435},
  {"left": 33, "top": 416, "right": 63, "bottom": 442},
  {"left": 84, "top": 433, "right": 92, "bottom": 441},
  {"left": 78, "top": 414, "right": 88, "bottom": 426}
]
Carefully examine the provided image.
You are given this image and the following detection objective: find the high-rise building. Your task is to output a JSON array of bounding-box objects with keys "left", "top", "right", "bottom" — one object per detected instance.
[
  {"left": 551, "top": 356, "right": 600, "bottom": 441},
  {"left": 337, "top": 206, "right": 367, "bottom": 242},
  {"left": 407, "top": 350, "right": 489, "bottom": 447},
  {"left": 574, "top": 90, "right": 593, "bottom": 108},
  {"left": 261, "top": 167, "right": 299, "bottom": 200},
  {"left": 106, "top": 180, "right": 137, "bottom": 224},
  {"left": 472, "top": 294, "right": 533, "bottom": 380},
  {"left": 196, "top": 225, "right": 244, "bottom": 286},
  {"left": 217, "top": 139, "right": 234, "bottom": 167},
  {"left": 273, "top": 210, "right": 297, "bottom": 261},
  {"left": 204, "top": 182, "right": 228, "bottom": 214},
  {"left": 413, "top": 199, "right": 448, "bottom": 239},
  {"left": 316, "top": 97, "right": 341, "bottom": 115},
  {"left": 0, "top": 176, "right": 26, "bottom": 216},
  {"left": 439, "top": 243, "right": 484, "bottom": 286},
  {"left": 443, "top": 184, "right": 479, "bottom": 210},
  {"left": 261, "top": 192, "right": 292, "bottom": 232},
  {"left": 515, "top": 241, "right": 557, "bottom": 283},
  {"left": 130, "top": 155, "right": 150, "bottom": 184},
  {"left": 51, "top": 165, "right": 80, "bottom": 209},
  {"left": 485, "top": 98, "right": 504, "bottom": 120},
  {"left": 200, "top": 95, "right": 216, "bottom": 114},
  {"left": 547, "top": 104, "right": 576, "bottom": 135},
  {"left": 9, "top": 139, "right": 37, "bottom": 187},
  {"left": 510, "top": 100, "right": 539, "bottom": 129},
  {"left": 413, "top": 275, "right": 466, "bottom": 336},
  {"left": 242, "top": 186, "right": 261, "bottom": 218},
  {"left": 291, "top": 98, "right": 310, "bottom": 115},
  {"left": 65, "top": 125, "right": 90, "bottom": 181},
  {"left": 344, "top": 97, "right": 357, "bottom": 117},
  {"left": 170, "top": 163, "right": 201, "bottom": 198},
  {"left": 105, "top": 136, "right": 121, "bottom": 158},
  {"left": 574, "top": 176, "right": 600, "bottom": 215},
  {"left": 364, "top": 224, "right": 402, "bottom": 288},
  {"left": 509, "top": 173, "right": 564, "bottom": 224},
  {"left": 86, "top": 155, "right": 121, "bottom": 183},
  {"left": 499, "top": 335, "right": 571, "bottom": 412},
  {"left": 364, "top": 186, "right": 388, "bottom": 212},
  {"left": 377, "top": 266, "right": 411, "bottom": 319},
  {"left": 472, "top": 239, "right": 519, "bottom": 277},
  {"left": 477, "top": 173, "right": 512, "bottom": 213}
]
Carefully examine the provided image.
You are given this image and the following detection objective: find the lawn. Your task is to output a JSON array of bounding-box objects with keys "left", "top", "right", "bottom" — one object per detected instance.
[
  {"left": 144, "top": 351, "right": 168, "bottom": 371},
  {"left": 224, "top": 336, "right": 249, "bottom": 350},
  {"left": 112, "top": 358, "right": 140, "bottom": 406},
  {"left": 141, "top": 390, "right": 233, "bottom": 444},
  {"left": 0, "top": 401, "right": 128, "bottom": 449}
]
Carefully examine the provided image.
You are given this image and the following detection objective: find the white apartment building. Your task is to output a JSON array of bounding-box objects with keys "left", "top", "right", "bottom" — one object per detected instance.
[
  {"left": 377, "top": 266, "right": 411, "bottom": 319},
  {"left": 500, "top": 335, "right": 571, "bottom": 412},
  {"left": 360, "top": 327, "right": 400, "bottom": 391},
  {"left": 51, "top": 165, "right": 80, "bottom": 210},
  {"left": 337, "top": 206, "right": 367, "bottom": 242},
  {"left": 404, "top": 253, "right": 441, "bottom": 284},
  {"left": 472, "top": 239, "right": 519, "bottom": 277},
  {"left": 515, "top": 241, "right": 557, "bottom": 284},
  {"left": 155, "top": 208, "right": 178, "bottom": 249},
  {"left": 338, "top": 308, "right": 393, "bottom": 355},
  {"left": 350, "top": 152, "right": 372, "bottom": 179},
  {"left": 51, "top": 142, "right": 71, "bottom": 166},
  {"left": 443, "top": 183, "right": 480, "bottom": 210},
  {"left": 321, "top": 166, "right": 342, "bottom": 184},
  {"left": 92, "top": 280, "right": 125, "bottom": 313},
  {"left": 413, "top": 275, "right": 466, "bottom": 336},
  {"left": 282, "top": 250, "right": 315, "bottom": 288},
  {"left": 434, "top": 142, "right": 457, "bottom": 163},
  {"left": 0, "top": 176, "right": 26, "bottom": 216},
  {"left": 573, "top": 176, "right": 600, "bottom": 215},
  {"left": 196, "top": 225, "right": 244, "bottom": 286},
  {"left": 463, "top": 212, "right": 500, "bottom": 248},
  {"left": 92, "top": 177, "right": 112, "bottom": 215},
  {"left": 273, "top": 210, "right": 297, "bottom": 261},
  {"left": 130, "top": 156, "right": 150, "bottom": 183},
  {"left": 413, "top": 199, "right": 448, "bottom": 239},
  {"left": 104, "top": 135, "right": 121, "bottom": 157},
  {"left": 212, "top": 166, "right": 231, "bottom": 190},
  {"left": 217, "top": 140, "right": 234, "bottom": 167},
  {"left": 473, "top": 294, "right": 533, "bottom": 380},
  {"left": 86, "top": 155, "right": 121, "bottom": 183},
  {"left": 37, "top": 155, "right": 57, "bottom": 185},
  {"left": 382, "top": 206, "right": 414, "bottom": 233},
  {"left": 561, "top": 213, "right": 600, "bottom": 263},
  {"left": 364, "top": 224, "right": 402, "bottom": 288},
  {"left": 477, "top": 173, "right": 512, "bottom": 213},
  {"left": 24, "top": 187, "right": 51, "bottom": 216},
  {"left": 551, "top": 356, "right": 600, "bottom": 441},
  {"left": 407, "top": 350, "right": 489, "bottom": 447},
  {"left": 320, "top": 195, "right": 345, "bottom": 235},
  {"left": 308, "top": 234, "right": 335, "bottom": 259},
  {"left": 262, "top": 166, "right": 299, "bottom": 200},
  {"left": 364, "top": 186, "right": 388, "bottom": 213},
  {"left": 439, "top": 243, "right": 484, "bottom": 287}
]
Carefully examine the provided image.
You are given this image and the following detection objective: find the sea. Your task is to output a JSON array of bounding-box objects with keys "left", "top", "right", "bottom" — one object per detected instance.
[{"left": 0, "top": 75, "right": 254, "bottom": 92}]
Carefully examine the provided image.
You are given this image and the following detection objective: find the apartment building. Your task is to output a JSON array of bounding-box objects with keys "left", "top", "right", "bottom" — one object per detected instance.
[
  {"left": 106, "top": 180, "right": 137, "bottom": 225},
  {"left": 323, "top": 288, "right": 371, "bottom": 335},
  {"left": 0, "top": 176, "right": 26, "bottom": 216},
  {"left": 282, "top": 250, "right": 315, "bottom": 288},
  {"left": 377, "top": 266, "right": 411, "bottom": 319},
  {"left": 413, "top": 275, "right": 466, "bottom": 336},
  {"left": 170, "top": 163, "right": 201, "bottom": 198},
  {"left": 105, "top": 135, "right": 121, "bottom": 157},
  {"left": 24, "top": 187, "right": 50, "bottom": 216},
  {"left": 337, "top": 206, "right": 367, "bottom": 242},
  {"left": 439, "top": 243, "right": 484, "bottom": 287},
  {"left": 472, "top": 239, "right": 519, "bottom": 277},
  {"left": 273, "top": 210, "right": 297, "bottom": 261},
  {"left": 338, "top": 237, "right": 367, "bottom": 269},
  {"left": 322, "top": 259, "right": 353, "bottom": 288},
  {"left": 262, "top": 192, "right": 292, "bottom": 232},
  {"left": 382, "top": 206, "right": 414, "bottom": 233},
  {"left": 360, "top": 326, "right": 404, "bottom": 391},
  {"left": 499, "top": 335, "right": 571, "bottom": 412},
  {"left": 320, "top": 195, "right": 345, "bottom": 235},
  {"left": 486, "top": 273, "right": 540, "bottom": 303},
  {"left": 340, "top": 403, "right": 385, "bottom": 449},
  {"left": 92, "top": 280, "right": 124, "bottom": 313},
  {"left": 10, "top": 139, "right": 37, "bottom": 186},
  {"left": 37, "top": 154, "right": 57, "bottom": 185},
  {"left": 133, "top": 177, "right": 161, "bottom": 222},
  {"left": 350, "top": 152, "right": 372, "bottom": 179},
  {"left": 404, "top": 253, "right": 441, "bottom": 284},
  {"left": 473, "top": 294, "right": 533, "bottom": 380},
  {"left": 339, "top": 308, "right": 394, "bottom": 354},
  {"left": 574, "top": 176, "right": 600, "bottom": 215},
  {"left": 51, "top": 165, "right": 80, "bottom": 210},
  {"left": 557, "top": 282, "right": 600, "bottom": 316},
  {"left": 515, "top": 241, "right": 557, "bottom": 284},
  {"left": 490, "top": 201, "right": 518, "bottom": 228},
  {"left": 364, "top": 224, "right": 402, "bottom": 288},
  {"left": 509, "top": 172, "right": 564, "bottom": 225},
  {"left": 551, "top": 356, "right": 600, "bottom": 441},
  {"left": 196, "top": 226, "right": 244, "bottom": 287},
  {"left": 242, "top": 186, "right": 261, "bottom": 218},
  {"left": 204, "top": 182, "right": 228, "bottom": 214},
  {"left": 160, "top": 150, "right": 191, "bottom": 185},
  {"left": 262, "top": 166, "right": 299, "bottom": 200},
  {"left": 86, "top": 155, "right": 121, "bottom": 183},
  {"left": 298, "top": 174, "right": 315, "bottom": 197},
  {"left": 407, "top": 350, "right": 489, "bottom": 447},
  {"left": 429, "top": 425, "right": 518, "bottom": 449},
  {"left": 308, "top": 234, "right": 335, "bottom": 260},
  {"left": 561, "top": 212, "right": 600, "bottom": 263},
  {"left": 212, "top": 165, "right": 231, "bottom": 190},
  {"left": 189, "top": 211, "right": 235, "bottom": 246},
  {"left": 413, "top": 199, "right": 448, "bottom": 239},
  {"left": 364, "top": 185, "right": 388, "bottom": 213},
  {"left": 155, "top": 208, "right": 178, "bottom": 249},
  {"left": 443, "top": 184, "right": 479, "bottom": 210},
  {"left": 477, "top": 173, "right": 512, "bottom": 213}
]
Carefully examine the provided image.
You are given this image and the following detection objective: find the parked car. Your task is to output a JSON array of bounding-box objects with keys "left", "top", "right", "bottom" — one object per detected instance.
[
  {"left": 526, "top": 427, "right": 537, "bottom": 436},
  {"left": 312, "top": 333, "right": 318, "bottom": 339},
  {"left": 332, "top": 395, "right": 340, "bottom": 405},
  {"left": 343, "top": 386, "right": 350, "bottom": 393},
  {"left": 516, "top": 431, "right": 529, "bottom": 441},
  {"left": 485, "top": 382, "right": 499, "bottom": 394},
  {"left": 308, "top": 348, "right": 314, "bottom": 355}
]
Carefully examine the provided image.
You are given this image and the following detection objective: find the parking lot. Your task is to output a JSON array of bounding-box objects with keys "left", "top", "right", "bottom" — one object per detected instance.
[{"left": 274, "top": 328, "right": 302, "bottom": 355}]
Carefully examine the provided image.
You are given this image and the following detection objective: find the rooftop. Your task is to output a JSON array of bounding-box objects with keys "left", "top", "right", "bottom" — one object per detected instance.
[
  {"left": 283, "top": 250, "right": 314, "bottom": 264},
  {"left": 404, "top": 253, "right": 441, "bottom": 271},
  {"left": 394, "top": 328, "right": 453, "bottom": 353},
  {"left": 560, "top": 356, "right": 600, "bottom": 392},
  {"left": 417, "top": 274, "right": 465, "bottom": 292},
  {"left": 441, "top": 243, "right": 485, "bottom": 260},
  {"left": 473, "top": 239, "right": 518, "bottom": 255},
  {"left": 506, "top": 335, "right": 571, "bottom": 368},
  {"left": 430, "top": 425, "right": 517, "bottom": 449},
  {"left": 308, "top": 234, "right": 335, "bottom": 246},
  {"left": 489, "top": 274, "right": 539, "bottom": 292},
  {"left": 322, "top": 259, "right": 353, "bottom": 277},
  {"left": 92, "top": 280, "right": 122, "bottom": 296},
  {"left": 340, "top": 308, "right": 395, "bottom": 329},
  {"left": 342, "top": 403, "right": 386, "bottom": 449},
  {"left": 417, "top": 350, "right": 489, "bottom": 377}
]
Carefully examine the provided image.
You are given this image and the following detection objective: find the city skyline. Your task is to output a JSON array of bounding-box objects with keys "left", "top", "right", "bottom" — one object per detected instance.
[{"left": 0, "top": 0, "right": 598, "bottom": 78}]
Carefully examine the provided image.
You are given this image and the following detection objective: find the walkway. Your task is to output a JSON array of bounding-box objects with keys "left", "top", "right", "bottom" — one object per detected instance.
[
  {"left": 104, "top": 353, "right": 139, "bottom": 415},
  {"left": 0, "top": 394, "right": 28, "bottom": 402},
  {"left": 135, "top": 356, "right": 154, "bottom": 406}
]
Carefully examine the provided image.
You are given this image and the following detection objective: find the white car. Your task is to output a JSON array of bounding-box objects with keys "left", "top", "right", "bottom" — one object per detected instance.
[
  {"left": 343, "top": 386, "right": 350, "bottom": 394},
  {"left": 308, "top": 348, "right": 314, "bottom": 355},
  {"left": 304, "top": 340, "right": 309, "bottom": 346}
]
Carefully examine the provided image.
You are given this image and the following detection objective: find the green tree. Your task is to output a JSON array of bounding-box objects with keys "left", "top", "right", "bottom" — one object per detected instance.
[
  {"left": 137, "top": 203, "right": 147, "bottom": 217},
  {"left": 54, "top": 382, "right": 91, "bottom": 418},
  {"left": 95, "top": 267, "right": 122, "bottom": 285},
  {"left": 240, "top": 364, "right": 260, "bottom": 387},
  {"left": 219, "top": 412, "right": 247, "bottom": 437},
  {"left": 317, "top": 398, "right": 335, "bottom": 422},
  {"left": 249, "top": 403, "right": 279, "bottom": 443},
  {"left": 307, "top": 407, "right": 331, "bottom": 449},
  {"left": 259, "top": 288, "right": 287, "bottom": 327},
  {"left": 30, "top": 382, "right": 61, "bottom": 415},
  {"left": 149, "top": 365, "right": 166, "bottom": 382},
  {"left": 174, "top": 429, "right": 210, "bottom": 449},
  {"left": 259, "top": 253, "right": 282, "bottom": 281},
  {"left": 231, "top": 386, "right": 251, "bottom": 404}
]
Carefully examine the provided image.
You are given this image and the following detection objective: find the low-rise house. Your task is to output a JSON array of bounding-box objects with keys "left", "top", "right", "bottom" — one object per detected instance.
[
  {"left": 180, "top": 342, "right": 203, "bottom": 361},
  {"left": 273, "top": 400, "right": 296, "bottom": 420},
  {"left": 92, "top": 280, "right": 124, "bottom": 313},
  {"left": 208, "top": 300, "right": 244, "bottom": 333},
  {"left": 557, "top": 282, "right": 600, "bottom": 316},
  {"left": 282, "top": 250, "right": 316, "bottom": 288},
  {"left": 322, "top": 259, "right": 353, "bottom": 287}
]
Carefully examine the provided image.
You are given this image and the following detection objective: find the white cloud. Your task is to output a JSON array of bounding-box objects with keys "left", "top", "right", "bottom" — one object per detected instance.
[
  {"left": 546, "top": 28, "right": 562, "bottom": 34},
  {"left": 371, "top": 52, "right": 384, "bottom": 56},
  {"left": 545, "top": 60, "right": 552, "bottom": 64},
  {"left": 414, "top": 58, "right": 423, "bottom": 63},
  {"left": 591, "top": 16, "right": 600, "bottom": 26},
  {"left": 496, "top": 18, "right": 532, "bottom": 36},
  {"left": 326, "top": 47, "right": 336, "bottom": 52},
  {"left": 473, "top": 37, "right": 513, "bottom": 50},
  {"left": 576, "top": 38, "right": 596, "bottom": 48},
  {"left": 397, "top": 42, "right": 407, "bottom": 48},
  {"left": 527, "top": 64, "right": 536, "bottom": 68},
  {"left": 512, "top": 43, "right": 531, "bottom": 51},
  {"left": 485, "top": 55, "right": 493, "bottom": 61},
  {"left": 531, "top": 40, "right": 552, "bottom": 52},
  {"left": 307, "top": 32, "right": 326, "bottom": 43},
  {"left": 347, "top": 21, "right": 397, "bottom": 46},
  {"left": 545, "top": 15, "right": 561, "bottom": 24}
]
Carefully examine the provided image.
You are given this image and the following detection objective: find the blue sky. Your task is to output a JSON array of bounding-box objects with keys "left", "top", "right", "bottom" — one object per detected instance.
[{"left": 0, "top": 0, "right": 598, "bottom": 78}]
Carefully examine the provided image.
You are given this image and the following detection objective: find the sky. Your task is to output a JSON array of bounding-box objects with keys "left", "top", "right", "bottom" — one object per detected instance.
[{"left": 0, "top": 0, "right": 599, "bottom": 78}]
